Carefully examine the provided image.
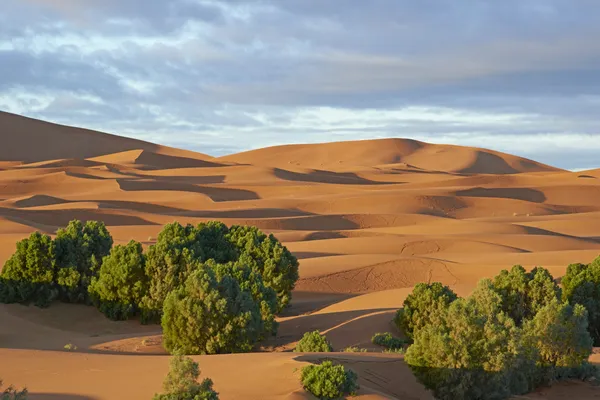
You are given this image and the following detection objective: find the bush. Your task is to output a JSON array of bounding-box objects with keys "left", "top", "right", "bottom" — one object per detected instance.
[
  {"left": 88, "top": 240, "right": 148, "bottom": 321},
  {"left": 294, "top": 331, "right": 333, "bottom": 353},
  {"left": 211, "top": 260, "right": 278, "bottom": 339},
  {"left": 489, "top": 265, "right": 561, "bottom": 326},
  {"left": 161, "top": 265, "right": 262, "bottom": 355},
  {"left": 343, "top": 346, "right": 367, "bottom": 353},
  {"left": 394, "top": 282, "right": 457, "bottom": 339},
  {"left": 522, "top": 299, "right": 594, "bottom": 382},
  {"left": 54, "top": 220, "right": 113, "bottom": 303},
  {"left": 227, "top": 225, "right": 299, "bottom": 311},
  {"left": 562, "top": 256, "right": 600, "bottom": 345},
  {"left": 153, "top": 356, "right": 218, "bottom": 400},
  {"left": 301, "top": 361, "right": 359, "bottom": 400},
  {"left": 1, "top": 380, "right": 28, "bottom": 400},
  {"left": 371, "top": 332, "right": 405, "bottom": 350}
]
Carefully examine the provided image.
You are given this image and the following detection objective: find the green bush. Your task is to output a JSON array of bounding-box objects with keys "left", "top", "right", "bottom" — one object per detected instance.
[
  {"left": 0, "top": 380, "right": 28, "bottom": 400},
  {"left": 161, "top": 265, "right": 262, "bottom": 355},
  {"left": 153, "top": 356, "right": 218, "bottom": 400},
  {"left": 301, "top": 361, "right": 359, "bottom": 400},
  {"left": 371, "top": 332, "right": 405, "bottom": 350},
  {"left": 54, "top": 220, "right": 113, "bottom": 303},
  {"left": 489, "top": 265, "right": 561, "bottom": 326},
  {"left": 88, "top": 240, "right": 148, "bottom": 321},
  {"left": 343, "top": 346, "right": 367, "bottom": 353},
  {"left": 211, "top": 260, "right": 278, "bottom": 339},
  {"left": 227, "top": 225, "right": 299, "bottom": 311},
  {"left": 294, "top": 331, "right": 333, "bottom": 353},
  {"left": 562, "top": 256, "right": 600, "bottom": 345},
  {"left": 394, "top": 282, "right": 457, "bottom": 339}
]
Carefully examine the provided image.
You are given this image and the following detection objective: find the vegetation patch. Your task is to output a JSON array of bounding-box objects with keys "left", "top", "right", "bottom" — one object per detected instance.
[{"left": 301, "top": 361, "right": 358, "bottom": 400}]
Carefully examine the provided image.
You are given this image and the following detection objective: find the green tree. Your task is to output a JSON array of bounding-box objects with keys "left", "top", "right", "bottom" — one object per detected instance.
[
  {"left": 301, "top": 361, "right": 358, "bottom": 400},
  {"left": 562, "top": 256, "right": 600, "bottom": 345},
  {"left": 294, "top": 331, "right": 333, "bottom": 353},
  {"left": 153, "top": 356, "right": 218, "bottom": 400},
  {"left": 54, "top": 220, "right": 113, "bottom": 303},
  {"left": 88, "top": 240, "right": 148, "bottom": 320},
  {"left": 227, "top": 225, "right": 299, "bottom": 311},
  {"left": 0, "top": 232, "right": 57, "bottom": 307},
  {"left": 161, "top": 265, "right": 262, "bottom": 355},
  {"left": 394, "top": 282, "right": 457, "bottom": 340}
]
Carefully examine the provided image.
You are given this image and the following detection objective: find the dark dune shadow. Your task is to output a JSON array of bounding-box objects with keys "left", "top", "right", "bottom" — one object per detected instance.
[
  {"left": 274, "top": 168, "right": 393, "bottom": 185},
  {"left": 516, "top": 225, "right": 600, "bottom": 245},
  {"left": 293, "top": 251, "right": 342, "bottom": 260},
  {"left": 133, "top": 151, "right": 225, "bottom": 170},
  {"left": 303, "top": 231, "right": 347, "bottom": 241},
  {"left": 458, "top": 151, "right": 520, "bottom": 175},
  {"left": 29, "top": 394, "right": 100, "bottom": 400},
  {"left": 578, "top": 175, "right": 597, "bottom": 179},
  {"left": 117, "top": 179, "right": 259, "bottom": 201},
  {"left": 280, "top": 291, "right": 358, "bottom": 317},
  {"left": 455, "top": 187, "right": 547, "bottom": 203},
  {"left": 0, "top": 207, "right": 157, "bottom": 227}
]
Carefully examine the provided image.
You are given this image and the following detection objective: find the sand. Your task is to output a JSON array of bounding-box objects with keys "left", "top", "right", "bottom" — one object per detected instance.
[{"left": 1, "top": 111, "right": 599, "bottom": 399}]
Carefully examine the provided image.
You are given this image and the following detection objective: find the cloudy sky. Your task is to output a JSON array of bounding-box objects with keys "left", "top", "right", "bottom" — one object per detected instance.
[{"left": 1, "top": 1, "right": 599, "bottom": 170}]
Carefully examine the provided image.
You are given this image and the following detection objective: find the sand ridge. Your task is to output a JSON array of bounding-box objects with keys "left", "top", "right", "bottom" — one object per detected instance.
[{"left": 0, "top": 113, "right": 599, "bottom": 399}]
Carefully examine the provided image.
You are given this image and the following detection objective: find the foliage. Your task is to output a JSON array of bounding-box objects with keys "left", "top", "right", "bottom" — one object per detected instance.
[
  {"left": 343, "top": 346, "right": 367, "bottom": 353},
  {"left": 489, "top": 265, "right": 561, "bottom": 326},
  {"left": 522, "top": 299, "right": 594, "bottom": 382},
  {"left": 562, "top": 256, "right": 600, "bottom": 345},
  {"left": 54, "top": 220, "right": 113, "bottom": 303},
  {"left": 300, "top": 361, "right": 359, "bottom": 400},
  {"left": 161, "top": 265, "right": 262, "bottom": 355},
  {"left": 0, "top": 380, "right": 28, "bottom": 400},
  {"left": 394, "top": 282, "right": 457, "bottom": 339},
  {"left": 371, "top": 332, "right": 405, "bottom": 350},
  {"left": 227, "top": 225, "right": 299, "bottom": 311},
  {"left": 63, "top": 343, "right": 77, "bottom": 351},
  {"left": 211, "top": 260, "right": 278, "bottom": 338},
  {"left": 153, "top": 356, "right": 219, "bottom": 400},
  {"left": 88, "top": 240, "right": 148, "bottom": 320},
  {"left": 294, "top": 331, "right": 333, "bottom": 353}
]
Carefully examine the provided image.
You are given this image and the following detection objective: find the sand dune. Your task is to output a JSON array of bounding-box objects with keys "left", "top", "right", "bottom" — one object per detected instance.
[{"left": 0, "top": 113, "right": 599, "bottom": 399}]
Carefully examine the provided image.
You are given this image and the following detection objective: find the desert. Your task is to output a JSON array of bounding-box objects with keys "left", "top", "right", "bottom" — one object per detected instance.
[{"left": 0, "top": 110, "right": 599, "bottom": 399}]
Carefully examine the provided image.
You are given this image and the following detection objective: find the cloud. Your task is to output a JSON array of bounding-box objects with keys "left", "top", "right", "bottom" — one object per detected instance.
[{"left": 1, "top": 0, "right": 599, "bottom": 170}]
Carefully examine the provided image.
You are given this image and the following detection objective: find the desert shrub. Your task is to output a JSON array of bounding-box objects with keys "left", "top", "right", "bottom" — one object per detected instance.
[
  {"left": 0, "top": 232, "right": 58, "bottom": 307},
  {"left": 227, "top": 225, "right": 299, "bottom": 311},
  {"left": 562, "top": 256, "right": 600, "bottom": 345},
  {"left": 153, "top": 356, "right": 218, "bottom": 400},
  {"left": 489, "top": 265, "right": 561, "bottom": 326},
  {"left": 294, "top": 331, "right": 333, "bottom": 353},
  {"left": 88, "top": 240, "right": 148, "bottom": 320},
  {"left": 211, "top": 260, "right": 278, "bottom": 338},
  {"left": 371, "top": 332, "right": 405, "bottom": 350},
  {"left": 54, "top": 220, "right": 113, "bottom": 303},
  {"left": 0, "top": 379, "right": 28, "bottom": 400},
  {"left": 522, "top": 299, "right": 595, "bottom": 383},
  {"left": 300, "top": 361, "right": 359, "bottom": 400},
  {"left": 161, "top": 265, "right": 262, "bottom": 355},
  {"left": 405, "top": 284, "right": 537, "bottom": 400},
  {"left": 394, "top": 282, "right": 457, "bottom": 339},
  {"left": 343, "top": 346, "right": 367, "bottom": 353}
]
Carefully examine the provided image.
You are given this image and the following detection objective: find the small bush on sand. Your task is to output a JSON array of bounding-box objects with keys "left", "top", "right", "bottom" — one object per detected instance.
[
  {"left": 343, "top": 346, "right": 367, "bottom": 353},
  {"left": 371, "top": 332, "right": 405, "bottom": 350},
  {"left": 294, "top": 331, "right": 333, "bottom": 353},
  {"left": 1, "top": 380, "right": 28, "bottom": 400},
  {"left": 153, "top": 356, "right": 218, "bottom": 400},
  {"left": 301, "top": 361, "right": 359, "bottom": 400}
]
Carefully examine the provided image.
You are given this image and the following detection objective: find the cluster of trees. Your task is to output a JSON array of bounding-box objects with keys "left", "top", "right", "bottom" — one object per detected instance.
[
  {"left": 395, "top": 262, "right": 600, "bottom": 400},
  {"left": 0, "top": 220, "right": 299, "bottom": 355}
]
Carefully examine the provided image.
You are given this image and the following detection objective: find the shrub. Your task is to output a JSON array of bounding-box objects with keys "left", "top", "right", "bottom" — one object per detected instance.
[
  {"left": 522, "top": 299, "right": 594, "bottom": 382},
  {"left": 153, "top": 356, "right": 218, "bottom": 400},
  {"left": 63, "top": 343, "right": 77, "bottom": 351},
  {"left": 0, "top": 232, "right": 58, "bottom": 307},
  {"left": 54, "top": 220, "right": 113, "bottom": 303},
  {"left": 371, "top": 332, "right": 405, "bottom": 350},
  {"left": 161, "top": 265, "right": 262, "bottom": 355},
  {"left": 88, "top": 240, "right": 148, "bottom": 320},
  {"left": 343, "top": 346, "right": 367, "bottom": 353},
  {"left": 227, "top": 225, "right": 299, "bottom": 311},
  {"left": 394, "top": 282, "right": 457, "bottom": 339},
  {"left": 562, "top": 256, "right": 600, "bottom": 345},
  {"left": 301, "top": 361, "right": 359, "bottom": 400},
  {"left": 1, "top": 379, "right": 28, "bottom": 400},
  {"left": 490, "top": 265, "right": 561, "bottom": 326},
  {"left": 405, "top": 286, "right": 537, "bottom": 400},
  {"left": 211, "top": 260, "right": 278, "bottom": 338},
  {"left": 294, "top": 331, "right": 333, "bottom": 353}
]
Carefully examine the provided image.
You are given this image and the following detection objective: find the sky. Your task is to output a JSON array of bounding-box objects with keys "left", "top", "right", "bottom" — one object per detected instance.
[{"left": 1, "top": 1, "right": 599, "bottom": 170}]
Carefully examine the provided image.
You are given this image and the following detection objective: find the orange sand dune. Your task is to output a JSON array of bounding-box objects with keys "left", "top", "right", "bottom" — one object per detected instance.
[{"left": 1, "top": 113, "right": 599, "bottom": 399}]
